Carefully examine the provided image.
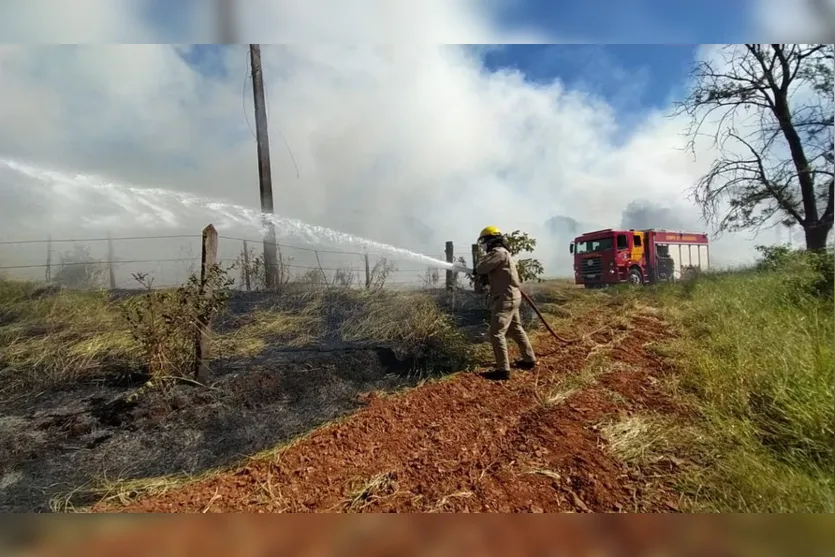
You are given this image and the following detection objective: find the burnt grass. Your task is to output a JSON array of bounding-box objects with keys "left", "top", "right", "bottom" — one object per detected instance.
[{"left": 0, "top": 288, "right": 497, "bottom": 513}]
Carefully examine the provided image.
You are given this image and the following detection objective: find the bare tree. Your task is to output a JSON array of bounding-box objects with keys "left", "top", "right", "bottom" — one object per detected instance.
[{"left": 675, "top": 44, "right": 833, "bottom": 250}]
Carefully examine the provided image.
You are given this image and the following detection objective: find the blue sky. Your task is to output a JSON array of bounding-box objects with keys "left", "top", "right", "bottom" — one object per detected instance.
[{"left": 490, "top": 0, "right": 754, "bottom": 43}]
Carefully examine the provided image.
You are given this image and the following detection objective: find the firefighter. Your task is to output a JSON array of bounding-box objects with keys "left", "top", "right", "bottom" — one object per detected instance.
[{"left": 475, "top": 226, "right": 537, "bottom": 380}]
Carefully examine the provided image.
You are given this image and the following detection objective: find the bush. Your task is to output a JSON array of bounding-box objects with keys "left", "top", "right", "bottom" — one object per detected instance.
[
  {"left": 755, "top": 244, "right": 834, "bottom": 299},
  {"left": 121, "top": 265, "right": 233, "bottom": 381}
]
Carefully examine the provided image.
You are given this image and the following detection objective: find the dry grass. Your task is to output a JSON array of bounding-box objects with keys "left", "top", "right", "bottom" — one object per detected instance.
[
  {"left": 1, "top": 274, "right": 478, "bottom": 394},
  {"left": 216, "top": 310, "right": 322, "bottom": 358},
  {"left": 341, "top": 472, "right": 398, "bottom": 512},
  {"left": 601, "top": 414, "right": 678, "bottom": 466},
  {"left": 0, "top": 282, "right": 140, "bottom": 392}
]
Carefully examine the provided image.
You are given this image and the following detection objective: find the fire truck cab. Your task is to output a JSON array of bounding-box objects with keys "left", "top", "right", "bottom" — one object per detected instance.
[{"left": 569, "top": 228, "right": 710, "bottom": 288}]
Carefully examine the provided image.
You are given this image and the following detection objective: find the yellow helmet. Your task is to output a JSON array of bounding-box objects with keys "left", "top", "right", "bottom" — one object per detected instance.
[{"left": 478, "top": 225, "right": 502, "bottom": 243}]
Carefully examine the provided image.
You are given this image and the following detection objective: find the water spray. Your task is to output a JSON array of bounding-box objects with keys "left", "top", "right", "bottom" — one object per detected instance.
[{"left": 0, "top": 158, "right": 455, "bottom": 270}]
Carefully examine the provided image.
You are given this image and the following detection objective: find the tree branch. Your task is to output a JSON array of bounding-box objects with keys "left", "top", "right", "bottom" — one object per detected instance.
[{"left": 730, "top": 131, "right": 805, "bottom": 224}]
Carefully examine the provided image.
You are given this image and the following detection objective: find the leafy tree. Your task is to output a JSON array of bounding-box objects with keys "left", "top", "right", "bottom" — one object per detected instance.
[
  {"left": 468, "top": 230, "right": 545, "bottom": 288},
  {"left": 675, "top": 44, "right": 833, "bottom": 250},
  {"left": 473, "top": 230, "right": 544, "bottom": 283},
  {"left": 53, "top": 244, "right": 104, "bottom": 289}
]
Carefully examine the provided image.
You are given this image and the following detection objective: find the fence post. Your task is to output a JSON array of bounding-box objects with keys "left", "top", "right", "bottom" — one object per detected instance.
[
  {"left": 45, "top": 235, "right": 52, "bottom": 283},
  {"left": 106, "top": 232, "right": 116, "bottom": 290},
  {"left": 445, "top": 241, "right": 454, "bottom": 292},
  {"left": 314, "top": 250, "right": 329, "bottom": 287},
  {"left": 194, "top": 224, "right": 218, "bottom": 384},
  {"left": 364, "top": 253, "right": 371, "bottom": 289},
  {"left": 242, "top": 240, "right": 251, "bottom": 292},
  {"left": 471, "top": 243, "right": 483, "bottom": 293}
]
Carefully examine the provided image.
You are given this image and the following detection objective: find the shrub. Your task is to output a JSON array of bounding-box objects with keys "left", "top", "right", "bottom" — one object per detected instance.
[
  {"left": 755, "top": 244, "right": 834, "bottom": 300},
  {"left": 120, "top": 265, "right": 233, "bottom": 381}
]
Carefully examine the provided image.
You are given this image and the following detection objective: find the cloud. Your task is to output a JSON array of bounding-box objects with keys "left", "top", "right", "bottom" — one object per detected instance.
[
  {"left": 0, "top": 3, "right": 803, "bottom": 287},
  {"left": 0, "top": 0, "right": 156, "bottom": 42},
  {"left": 752, "top": 0, "right": 835, "bottom": 42}
]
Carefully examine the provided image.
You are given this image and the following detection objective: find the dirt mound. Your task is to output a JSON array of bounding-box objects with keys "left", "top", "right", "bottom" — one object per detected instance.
[{"left": 103, "top": 309, "right": 683, "bottom": 513}]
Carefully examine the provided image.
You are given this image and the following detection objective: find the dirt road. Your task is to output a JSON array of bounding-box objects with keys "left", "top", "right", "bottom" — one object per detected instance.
[{"left": 97, "top": 302, "right": 684, "bottom": 513}]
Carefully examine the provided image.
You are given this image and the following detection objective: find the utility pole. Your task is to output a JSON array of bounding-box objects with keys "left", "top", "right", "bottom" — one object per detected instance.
[{"left": 249, "top": 44, "right": 279, "bottom": 289}]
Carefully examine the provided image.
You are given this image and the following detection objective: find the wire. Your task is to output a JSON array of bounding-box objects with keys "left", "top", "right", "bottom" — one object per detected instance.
[
  {"left": 0, "top": 234, "right": 200, "bottom": 246},
  {"left": 0, "top": 258, "right": 198, "bottom": 271}
]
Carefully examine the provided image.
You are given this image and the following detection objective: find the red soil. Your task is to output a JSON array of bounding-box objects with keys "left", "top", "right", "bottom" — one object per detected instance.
[{"left": 94, "top": 303, "right": 685, "bottom": 514}]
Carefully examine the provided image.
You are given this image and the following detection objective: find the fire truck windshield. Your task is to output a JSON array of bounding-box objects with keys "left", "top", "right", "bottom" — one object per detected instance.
[{"left": 574, "top": 237, "right": 613, "bottom": 254}]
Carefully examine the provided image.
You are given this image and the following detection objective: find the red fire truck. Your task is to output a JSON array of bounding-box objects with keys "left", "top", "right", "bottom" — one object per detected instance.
[{"left": 569, "top": 228, "right": 710, "bottom": 288}]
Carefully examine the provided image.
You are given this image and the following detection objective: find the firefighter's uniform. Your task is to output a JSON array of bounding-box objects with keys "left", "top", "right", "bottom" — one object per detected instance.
[{"left": 475, "top": 226, "right": 536, "bottom": 378}]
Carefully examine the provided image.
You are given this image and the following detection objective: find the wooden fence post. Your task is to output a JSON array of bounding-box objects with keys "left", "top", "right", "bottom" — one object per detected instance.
[
  {"left": 364, "top": 253, "right": 371, "bottom": 289},
  {"left": 45, "top": 235, "right": 52, "bottom": 283},
  {"left": 471, "top": 243, "right": 483, "bottom": 293},
  {"left": 106, "top": 232, "right": 117, "bottom": 290},
  {"left": 242, "top": 240, "right": 251, "bottom": 291},
  {"left": 445, "top": 241, "right": 454, "bottom": 292},
  {"left": 194, "top": 224, "right": 218, "bottom": 384}
]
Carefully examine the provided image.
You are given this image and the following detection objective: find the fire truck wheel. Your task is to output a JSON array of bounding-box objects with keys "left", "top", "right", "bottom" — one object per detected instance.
[{"left": 628, "top": 268, "right": 643, "bottom": 286}]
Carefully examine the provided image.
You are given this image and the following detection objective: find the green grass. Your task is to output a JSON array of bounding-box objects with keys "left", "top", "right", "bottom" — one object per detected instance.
[{"left": 646, "top": 251, "right": 834, "bottom": 512}]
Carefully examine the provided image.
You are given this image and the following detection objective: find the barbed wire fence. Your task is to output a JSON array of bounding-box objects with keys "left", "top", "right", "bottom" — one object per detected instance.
[{"left": 0, "top": 229, "right": 480, "bottom": 296}]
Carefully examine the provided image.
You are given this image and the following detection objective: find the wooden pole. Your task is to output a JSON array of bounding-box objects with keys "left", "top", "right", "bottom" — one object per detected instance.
[
  {"left": 249, "top": 44, "right": 280, "bottom": 290},
  {"left": 364, "top": 253, "right": 371, "bottom": 289},
  {"left": 45, "top": 235, "right": 52, "bottom": 283},
  {"left": 194, "top": 224, "right": 218, "bottom": 384},
  {"left": 242, "top": 240, "right": 251, "bottom": 291},
  {"left": 471, "top": 243, "right": 483, "bottom": 293},
  {"left": 445, "top": 241, "right": 454, "bottom": 292},
  {"left": 106, "top": 232, "right": 116, "bottom": 290},
  {"left": 314, "top": 250, "right": 329, "bottom": 287}
]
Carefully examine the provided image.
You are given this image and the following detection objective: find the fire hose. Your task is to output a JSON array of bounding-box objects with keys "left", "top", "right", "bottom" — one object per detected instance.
[
  {"left": 519, "top": 290, "right": 579, "bottom": 345},
  {"left": 455, "top": 265, "right": 579, "bottom": 345}
]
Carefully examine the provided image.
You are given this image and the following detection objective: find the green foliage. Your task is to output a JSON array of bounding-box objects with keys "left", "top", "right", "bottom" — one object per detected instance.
[
  {"left": 652, "top": 250, "right": 834, "bottom": 512},
  {"left": 120, "top": 265, "right": 234, "bottom": 381},
  {"left": 53, "top": 244, "right": 105, "bottom": 289},
  {"left": 504, "top": 230, "right": 544, "bottom": 283},
  {"left": 755, "top": 244, "right": 834, "bottom": 299}
]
